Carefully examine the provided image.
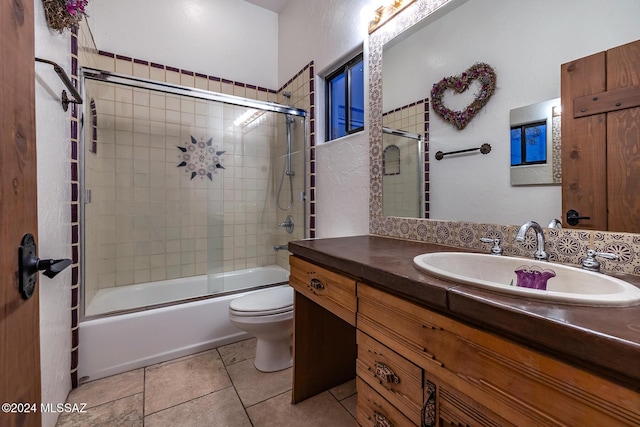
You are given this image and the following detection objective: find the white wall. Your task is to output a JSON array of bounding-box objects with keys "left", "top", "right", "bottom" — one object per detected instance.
[
  {"left": 34, "top": 2, "right": 73, "bottom": 426},
  {"left": 383, "top": 0, "right": 640, "bottom": 225},
  {"left": 279, "top": 0, "right": 373, "bottom": 238},
  {"left": 86, "top": 0, "right": 279, "bottom": 89}
]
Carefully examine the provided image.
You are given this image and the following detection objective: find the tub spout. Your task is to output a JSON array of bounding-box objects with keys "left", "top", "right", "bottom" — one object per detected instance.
[{"left": 273, "top": 244, "right": 289, "bottom": 252}]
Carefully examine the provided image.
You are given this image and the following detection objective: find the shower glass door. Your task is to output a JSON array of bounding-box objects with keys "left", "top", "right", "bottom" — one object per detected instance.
[
  {"left": 206, "top": 107, "right": 306, "bottom": 294},
  {"left": 81, "top": 69, "right": 305, "bottom": 317}
]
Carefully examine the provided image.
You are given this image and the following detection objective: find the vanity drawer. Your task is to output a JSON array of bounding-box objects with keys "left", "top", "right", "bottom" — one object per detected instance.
[
  {"left": 289, "top": 256, "right": 357, "bottom": 325},
  {"left": 356, "top": 377, "right": 416, "bottom": 427},
  {"left": 356, "top": 330, "right": 422, "bottom": 426}
]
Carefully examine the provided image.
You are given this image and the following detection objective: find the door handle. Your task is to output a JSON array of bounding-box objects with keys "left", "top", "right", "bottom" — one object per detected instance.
[
  {"left": 18, "top": 233, "right": 72, "bottom": 300},
  {"left": 566, "top": 209, "right": 591, "bottom": 226}
]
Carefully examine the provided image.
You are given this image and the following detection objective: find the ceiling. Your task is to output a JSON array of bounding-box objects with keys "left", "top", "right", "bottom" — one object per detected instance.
[{"left": 244, "top": 0, "right": 289, "bottom": 13}]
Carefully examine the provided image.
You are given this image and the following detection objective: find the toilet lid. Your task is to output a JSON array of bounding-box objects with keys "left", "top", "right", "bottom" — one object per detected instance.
[{"left": 230, "top": 286, "right": 293, "bottom": 316}]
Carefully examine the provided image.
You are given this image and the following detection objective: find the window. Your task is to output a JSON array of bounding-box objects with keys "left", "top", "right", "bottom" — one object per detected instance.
[
  {"left": 383, "top": 145, "right": 400, "bottom": 175},
  {"left": 510, "top": 121, "right": 547, "bottom": 166},
  {"left": 326, "top": 53, "right": 364, "bottom": 141}
]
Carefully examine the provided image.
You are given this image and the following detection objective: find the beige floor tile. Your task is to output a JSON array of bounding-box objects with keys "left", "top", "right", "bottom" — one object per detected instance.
[
  {"left": 145, "top": 387, "right": 251, "bottom": 427},
  {"left": 144, "top": 349, "right": 231, "bottom": 415},
  {"left": 247, "top": 390, "right": 356, "bottom": 427},
  {"left": 341, "top": 394, "right": 358, "bottom": 419},
  {"left": 226, "top": 358, "right": 292, "bottom": 407},
  {"left": 329, "top": 379, "right": 356, "bottom": 401},
  {"left": 218, "top": 338, "right": 256, "bottom": 366},
  {"left": 56, "top": 393, "right": 143, "bottom": 427},
  {"left": 66, "top": 369, "right": 144, "bottom": 409}
]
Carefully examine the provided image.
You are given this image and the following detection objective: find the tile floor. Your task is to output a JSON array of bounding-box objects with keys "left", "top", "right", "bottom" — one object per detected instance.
[{"left": 56, "top": 338, "right": 357, "bottom": 427}]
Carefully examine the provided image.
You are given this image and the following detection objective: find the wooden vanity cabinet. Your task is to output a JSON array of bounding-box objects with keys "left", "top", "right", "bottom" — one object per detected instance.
[
  {"left": 288, "top": 255, "right": 640, "bottom": 425},
  {"left": 289, "top": 256, "right": 358, "bottom": 403},
  {"left": 358, "top": 283, "right": 640, "bottom": 427}
]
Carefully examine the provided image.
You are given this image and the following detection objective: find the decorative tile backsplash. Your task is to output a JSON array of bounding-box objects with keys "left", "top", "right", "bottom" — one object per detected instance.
[{"left": 372, "top": 218, "right": 640, "bottom": 276}]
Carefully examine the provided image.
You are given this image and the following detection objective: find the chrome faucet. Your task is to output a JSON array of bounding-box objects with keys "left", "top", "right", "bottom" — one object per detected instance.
[
  {"left": 273, "top": 244, "right": 289, "bottom": 252},
  {"left": 581, "top": 249, "right": 619, "bottom": 272},
  {"left": 547, "top": 218, "right": 562, "bottom": 229},
  {"left": 515, "top": 221, "right": 549, "bottom": 261}
]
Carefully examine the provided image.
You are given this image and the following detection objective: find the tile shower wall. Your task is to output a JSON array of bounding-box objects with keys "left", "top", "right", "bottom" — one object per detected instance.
[
  {"left": 76, "top": 24, "right": 314, "bottom": 298},
  {"left": 84, "top": 80, "right": 283, "bottom": 294},
  {"left": 276, "top": 62, "right": 315, "bottom": 267},
  {"left": 382, "top": 99, "right": 429, "bottom": 218}
]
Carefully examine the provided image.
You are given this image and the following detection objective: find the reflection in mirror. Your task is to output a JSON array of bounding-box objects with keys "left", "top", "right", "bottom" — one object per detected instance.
[
  {"left": 509, "top": 98, "right": 561, "bottom": 186},
  {"left": 382, "top": 127, "right": 424, "bottom": 218},
  {"left": 377, "top": 0, "right": 640, "bottom": 227}
]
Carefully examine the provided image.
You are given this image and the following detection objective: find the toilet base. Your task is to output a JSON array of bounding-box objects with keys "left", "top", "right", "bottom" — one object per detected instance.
[{"left": 254, "top": 336, "right": 292, "bottom": 372}]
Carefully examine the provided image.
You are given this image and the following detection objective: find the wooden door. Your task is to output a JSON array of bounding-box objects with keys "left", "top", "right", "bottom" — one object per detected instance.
[
  {"left": 606, "top": 41, "right": 640, "bottom": 232},
  {"left": 561, "top": 39, "right": 640, "bottom": 232},
  {"left": 1, "top": 0, "right": 42, "bottom": 426}
]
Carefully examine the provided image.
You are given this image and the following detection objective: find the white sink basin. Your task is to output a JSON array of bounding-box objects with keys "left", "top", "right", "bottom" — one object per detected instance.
[{"left": 413, "top": 252, "right": 640, "bottom": 306}]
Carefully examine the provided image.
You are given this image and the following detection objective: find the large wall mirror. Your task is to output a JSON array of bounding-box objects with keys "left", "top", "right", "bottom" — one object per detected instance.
[{"left": 370, "top": 0, "right": 640, "bottom": 229}]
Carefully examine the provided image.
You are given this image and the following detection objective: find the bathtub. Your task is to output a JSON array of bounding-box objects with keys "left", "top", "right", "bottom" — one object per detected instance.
[{"left": 79, "top": 265, "right": 289, "bottom": 382}]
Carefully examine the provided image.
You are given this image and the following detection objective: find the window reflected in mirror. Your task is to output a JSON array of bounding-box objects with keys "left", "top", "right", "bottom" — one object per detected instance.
[{"left": 510, "top": 121, "right": 547, "bottom": 166}]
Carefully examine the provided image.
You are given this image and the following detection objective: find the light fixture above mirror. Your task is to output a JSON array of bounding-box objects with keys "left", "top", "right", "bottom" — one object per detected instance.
[{"left": 368, "top": 0, "right": 416, "bottom": 33}]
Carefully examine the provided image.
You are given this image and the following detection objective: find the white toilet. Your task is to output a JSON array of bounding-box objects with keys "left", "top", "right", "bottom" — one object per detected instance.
[{"left": 228, "top": 285, "right": 294, "bottom": 372}]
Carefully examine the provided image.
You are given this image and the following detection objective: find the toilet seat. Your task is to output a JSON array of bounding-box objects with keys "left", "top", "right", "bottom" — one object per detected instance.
[{"left": 229, "top": 286, "right": 293, "bottom": 317}]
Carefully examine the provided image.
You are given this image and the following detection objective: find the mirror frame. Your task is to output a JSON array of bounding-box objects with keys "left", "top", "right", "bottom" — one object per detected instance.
[{"left": 368, "top": 0, "right": 466, "bottom": 235}]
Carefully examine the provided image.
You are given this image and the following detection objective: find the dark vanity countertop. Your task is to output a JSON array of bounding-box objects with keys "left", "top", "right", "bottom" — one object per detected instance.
[{"left": 288, "top": 235, "right": 640, "bottom": 391}]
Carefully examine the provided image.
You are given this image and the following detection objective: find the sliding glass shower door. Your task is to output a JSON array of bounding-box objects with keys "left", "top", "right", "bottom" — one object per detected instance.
[{"left": 81, "top": 69, "right": 305, "bottom": 317}]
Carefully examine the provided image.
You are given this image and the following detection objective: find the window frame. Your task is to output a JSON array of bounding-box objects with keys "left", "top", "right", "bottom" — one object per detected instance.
[{"left": 325, "top": 53, "right": 364, "bottom": 142}]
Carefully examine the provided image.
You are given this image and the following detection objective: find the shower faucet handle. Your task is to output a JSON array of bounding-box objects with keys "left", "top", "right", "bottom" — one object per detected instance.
[{"left": 278, "top": 215, "right": 294, "bottom": 234}]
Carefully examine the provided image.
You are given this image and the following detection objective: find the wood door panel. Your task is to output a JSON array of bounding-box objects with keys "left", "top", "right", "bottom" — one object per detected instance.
[
  {"left": 1, "top": 0, "right": 41, "bottom": 426},
  {"left": 606, "top": 40, "right": 640, "bottom": 232},
  {"left": 561, "top": 51, "right": 607, "bottom": 230},
  {"left": 562, "top": 39, "right": 640, "bottom": 232}
]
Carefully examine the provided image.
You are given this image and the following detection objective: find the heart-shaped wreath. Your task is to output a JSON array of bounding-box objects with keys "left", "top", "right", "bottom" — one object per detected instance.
[{"left": 431, "top": 62, "right": 496, "bottom": 130}]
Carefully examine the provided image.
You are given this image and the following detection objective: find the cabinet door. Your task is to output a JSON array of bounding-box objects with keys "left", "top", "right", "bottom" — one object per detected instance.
[{"left": 561, "top": 39, "right": 640, "bottom": 232}]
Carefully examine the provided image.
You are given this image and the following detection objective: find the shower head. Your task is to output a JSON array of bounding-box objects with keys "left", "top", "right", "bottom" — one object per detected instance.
[{"left": 282, "top": 91, "right": 292, "bottom": 99}]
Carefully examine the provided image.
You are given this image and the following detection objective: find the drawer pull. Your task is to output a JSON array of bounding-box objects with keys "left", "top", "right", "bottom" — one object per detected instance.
[
  {"left": 310, "top": 278, "right": 325, "bottom": 290},
  {"left": 421, "top": 380, "right": 436, "bottom": 427},
  {"left": 374, "top": 361, "right": 400, "bottom": 384},
  {"left": 373, "top": 411, "right": 393, "bottom": 427}
]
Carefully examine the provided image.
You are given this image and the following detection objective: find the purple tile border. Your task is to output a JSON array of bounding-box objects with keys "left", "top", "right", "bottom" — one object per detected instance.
[
  {"left": 70, "top": 30, "right": 80, "bottom": 389},
  {"left": 97, "top": 49, "right": 282, "bottom": 94}
]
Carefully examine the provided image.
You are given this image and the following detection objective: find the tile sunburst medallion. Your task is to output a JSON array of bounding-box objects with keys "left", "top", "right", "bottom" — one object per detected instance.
[{"left": 177, "top": 136, "right": 225, "bottom": 181}]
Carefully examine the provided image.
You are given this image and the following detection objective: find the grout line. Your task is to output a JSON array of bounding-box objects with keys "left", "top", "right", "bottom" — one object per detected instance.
[
  {"left": 141, "top": 367, "right": 146, "bottom": 426},
  {"left": 242, "top": 388, "right": 291, "bottom": 411},
  {"left": 218, "top": 347, "right": 256, "bottom": 427}
]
